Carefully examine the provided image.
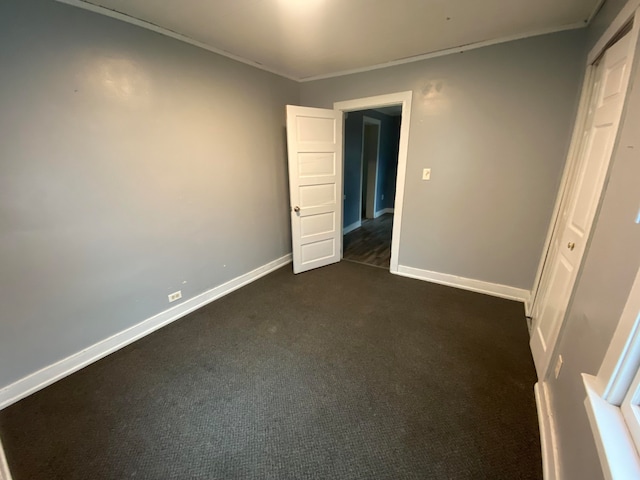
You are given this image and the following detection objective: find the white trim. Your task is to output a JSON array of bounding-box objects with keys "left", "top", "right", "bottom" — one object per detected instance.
[
  {"left": 0, "top": 254, "right": 292, "bottom": 410},
  {"left": 343, "top": 220, "right": 362, "bottom": 235},
  {"left": 535, "top": 382, "right": 560, "bottom": 480},
  {"left": 55, "top": 0, "right": 298, "bottom": 81},
  {"left": 583, "top": 374, "right": 640, "bottom": 480},
  {"left": 496, "top": 0, "right": 639, "bottom": 319},
  {"left": 396, "top": 265, "right": 530, "bottom": 303},
  {"left": 589, "top": 0, "right": 640, "bottom": 64},
  {"left": 568, "top": 7, "right": 640, "bottom": 480},
  {"left": 529, "top": 65, "right": 596, "bottom": 317},
  {"left": 0, "top": 437, "right": 12, "bottom": 480},
  {"left": 529, "top": 3, "right": 640, "bottom": 382},
  {"left": 599, "top": 267, "right": 640, "bottom": 404},
  {"left": 301, "top": 23, "right": 586, "bottom": 82},
  {"left": 525, "top": 297, "right": 533, "bottom": 318},
  {"left": 334, "top": 91, "right": 412, "bottom": 275},
  {"left": 55, "top": 1, "right": 590, "bottom": 84}
]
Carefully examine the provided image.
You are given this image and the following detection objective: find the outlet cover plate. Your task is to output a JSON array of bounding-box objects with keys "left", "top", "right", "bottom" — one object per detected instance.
[{"left": 168, "top": 291, "right": 182, "bottom": 303}]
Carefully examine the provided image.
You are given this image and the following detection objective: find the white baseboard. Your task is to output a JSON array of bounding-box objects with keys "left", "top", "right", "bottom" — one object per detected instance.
[
  {"left": 343, "top": 220, "right": 362, "bottom": 235},
  {"left": 396, "top": 265, "right": 530, "bottom": 303},
  {"left": 0, "top": 254, "right": 292, "bottom": 411},
  {"left": 535, "top": 382, "right": 560, "bottom": 480},
  {"left": 0, "top": 437, "right": 11, "bottom": 480},
  {"left": 525, "top": 297, "right": 533, "bottom": 317}
]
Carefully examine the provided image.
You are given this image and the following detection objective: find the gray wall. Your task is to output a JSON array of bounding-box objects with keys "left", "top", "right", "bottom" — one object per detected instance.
[
  {"left": 343, "top": 110, "right": 400, "bottom": 228},
  {"left": 0, "top": 0, "right": 298, "bottom": 389},
  {"left": 301, "top": 30, "right": 587, "bottom": 290},
  {"left": 546, "top": 2, "right": 640, "bottom": 478}
]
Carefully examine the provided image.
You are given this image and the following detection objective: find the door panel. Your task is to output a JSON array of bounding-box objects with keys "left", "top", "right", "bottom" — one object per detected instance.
[
  {"left": 296, "top": 116, "right": 335, "bottom": 142},
  {"left": 299, "top": 183, "right": 336, "bottom": 207},
  {"left": 530, "top": 30, "right": 636, "bottom": 378},
  {"left": 536, "top": 255, "right": 574, "bottom": 346},
  {"left": 300, "top": 212, "right": 335, "bottom": 238},
  {"left": 298, "top": 152, "right": 336, "bottom": 177},
  {"left": 301, "top": 238, "right": 335, "bottom": 264},
  {"left": 286, "top": 105, "right": 342, "bottom": 274}
]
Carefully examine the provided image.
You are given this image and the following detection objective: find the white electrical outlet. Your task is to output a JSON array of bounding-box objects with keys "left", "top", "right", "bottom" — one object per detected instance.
[
  {"left": 168, "top": 291, "right": 182, "bottom": 303},
  {"left": 422, "top": 168, "right": 431, "bottom": 180},
  {"left": 554, "top": 355, "right": 563, "bottom": 379},
  {"left": 381, "top": 194, "right": 385, "bottom": 200}
]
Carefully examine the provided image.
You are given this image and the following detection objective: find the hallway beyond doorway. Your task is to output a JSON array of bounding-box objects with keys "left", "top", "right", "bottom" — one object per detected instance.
[{"left": 343, "top": 213, "right": 393, "bottom": 268}]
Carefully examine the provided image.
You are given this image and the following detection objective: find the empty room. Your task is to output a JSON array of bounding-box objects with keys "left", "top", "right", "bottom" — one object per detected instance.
[{"left": 2, "top": 0, "right": 640, "bottom": 479}]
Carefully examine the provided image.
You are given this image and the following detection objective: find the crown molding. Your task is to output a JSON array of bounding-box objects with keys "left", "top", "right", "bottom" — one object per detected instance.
[
  {"left": 57, "top": 1, "right": 592, "bottom": 84},
  {"left": 55, "top": 0, "right": 299, "bottom": 81},
  {"left": 299, "top": 22, "right": 587, "bottom": 82}
]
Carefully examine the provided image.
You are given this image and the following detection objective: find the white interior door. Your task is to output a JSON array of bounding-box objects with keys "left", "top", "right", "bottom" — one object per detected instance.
[
  {"left": 286, "top": 105, "right": 343, "bottom": 274},
  {"left": 530, "top": 30, "right": 636, "bottom": 378}
]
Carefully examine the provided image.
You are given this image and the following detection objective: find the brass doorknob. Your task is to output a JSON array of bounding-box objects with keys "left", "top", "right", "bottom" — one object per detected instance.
[
  {"left": 293, "top": 206, "right": 300, "bottom": 213},
  {"left": 567, "top": 242, "right": 575, "bottom": 251}
]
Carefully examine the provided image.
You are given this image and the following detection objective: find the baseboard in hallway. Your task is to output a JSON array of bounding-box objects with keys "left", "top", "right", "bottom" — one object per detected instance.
[
  {"left": 0, "top": 254, "right": 292, "bottom": 411},
  {"left": 343, "top": 220, "right": 362, "bottom": 235}
]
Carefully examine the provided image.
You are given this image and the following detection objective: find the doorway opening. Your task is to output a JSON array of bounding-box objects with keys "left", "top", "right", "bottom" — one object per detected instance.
[
  {"left": 341, "top": 107, "right": 402, "bottom": 269},
  {"left": 334, "top": 91, "right": 413, "bottom": 274}
]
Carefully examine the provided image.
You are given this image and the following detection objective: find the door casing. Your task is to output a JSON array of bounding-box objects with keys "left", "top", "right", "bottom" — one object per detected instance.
[
  {"left": 334, "top": 91, "right": 413, "bottom": 274},
  {"left": 529, "top": 5, "right": 640, "bottom": 380}
]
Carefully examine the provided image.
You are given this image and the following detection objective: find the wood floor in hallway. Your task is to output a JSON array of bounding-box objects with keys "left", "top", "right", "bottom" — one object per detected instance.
[{"left": 343, "top": 213, "right": 393, "bottom": 268}]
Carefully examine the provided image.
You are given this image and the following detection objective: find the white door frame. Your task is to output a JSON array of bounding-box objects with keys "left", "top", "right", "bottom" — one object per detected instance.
[
  {"left": 361, "top": 116, "right": 382, "bottom": 220},
  {"left": 529, "top": 0, "right": 640, "bottom": 317},
  {"left": 334, "top": 91, "right": 413, "bottom": 274},
  {"left": 527, "top": 67, "right": 596, "bottom": 317},
  {"left": 529, "top": 2, "right": 640, "bottom": 378}
]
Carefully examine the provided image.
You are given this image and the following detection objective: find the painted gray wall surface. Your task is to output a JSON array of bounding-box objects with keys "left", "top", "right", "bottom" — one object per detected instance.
[
  {"left": 545, "top": 27, "right": 640, "bottom": 480},
  {"left": 343, "top": 110, "right": 400, "bottom": 228},
  {"left": 0, "top": 0, "right": 298, "bottom": 388},
  {"left": 301, "top": 30, "right": 586, "bottom": 290}
]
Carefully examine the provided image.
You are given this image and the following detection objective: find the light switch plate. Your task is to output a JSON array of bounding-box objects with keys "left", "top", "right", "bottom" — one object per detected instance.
[{"left": 422, "top": 168, "right": 431, "bottom": 181}]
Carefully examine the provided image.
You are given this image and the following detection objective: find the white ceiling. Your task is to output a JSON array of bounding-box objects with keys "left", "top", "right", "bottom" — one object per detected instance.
[{"left": 79, "top": 0, "right": 602, "bottom": 81}]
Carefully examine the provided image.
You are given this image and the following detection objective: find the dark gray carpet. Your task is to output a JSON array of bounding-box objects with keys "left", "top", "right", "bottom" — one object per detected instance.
[{"left": 0, "top": 261, "right": 541, "bottom": 479}]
